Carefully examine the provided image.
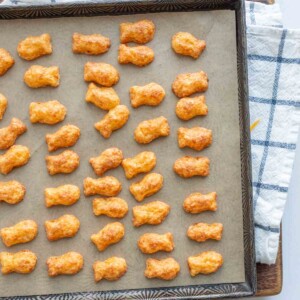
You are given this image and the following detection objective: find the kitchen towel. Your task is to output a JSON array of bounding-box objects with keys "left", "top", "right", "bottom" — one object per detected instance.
[
  {"left": 246, "top": 0, "right": 300, "bottom": 264},
  {"left": 1, "top": 0, "right": 300, "bottom": 264}
]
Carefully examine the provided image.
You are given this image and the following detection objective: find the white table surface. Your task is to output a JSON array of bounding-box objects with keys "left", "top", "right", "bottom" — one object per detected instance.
[{"left": 252, "top": 0, "right": 300, "bottom": 299}]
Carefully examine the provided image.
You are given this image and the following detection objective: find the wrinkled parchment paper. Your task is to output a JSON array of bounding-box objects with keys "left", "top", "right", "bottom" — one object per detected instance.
[{"left": 0, "top": 10, "right": 245, "bottom": 297}]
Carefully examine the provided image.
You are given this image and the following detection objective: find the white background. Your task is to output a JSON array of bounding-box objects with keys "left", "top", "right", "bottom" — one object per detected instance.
[{"left": 252, "top": 0, "right": 300, "bottom": 299}]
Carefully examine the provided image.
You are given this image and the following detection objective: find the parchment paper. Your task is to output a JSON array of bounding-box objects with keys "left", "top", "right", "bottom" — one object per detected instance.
[{"left": 0, "top": 10, "right": 245, "bottom": 297}]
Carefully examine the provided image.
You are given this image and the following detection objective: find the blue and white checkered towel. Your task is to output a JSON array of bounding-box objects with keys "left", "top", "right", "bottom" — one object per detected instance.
[
  {"left": 246, "top": 1, "right": 300, "bottom": 264},
  {"left": 1, "top": 0, "right": 300, "bottom": 264}
]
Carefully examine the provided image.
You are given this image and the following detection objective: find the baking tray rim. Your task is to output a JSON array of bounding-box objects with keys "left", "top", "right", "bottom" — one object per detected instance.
[{"left": 0, "top": 0, "right": 256, "bottom": 299}]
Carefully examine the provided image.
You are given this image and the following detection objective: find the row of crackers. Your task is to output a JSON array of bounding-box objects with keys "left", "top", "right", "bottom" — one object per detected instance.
[
  {"left": 0, "top": 249, "right": 222, "bottom": 281},
  {"left": 0, "top": 19, "right": 204, "bottom": 76}
]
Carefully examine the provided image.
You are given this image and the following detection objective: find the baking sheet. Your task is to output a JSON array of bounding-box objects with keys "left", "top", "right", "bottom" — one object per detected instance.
[{"left": 0, "top": 10, "right": 245, "bottom": 297}]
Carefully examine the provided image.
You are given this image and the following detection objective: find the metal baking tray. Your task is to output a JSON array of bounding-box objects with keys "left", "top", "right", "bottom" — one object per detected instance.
[{"left": 0, "top": 0, "right": 256, "bottom": 299}]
